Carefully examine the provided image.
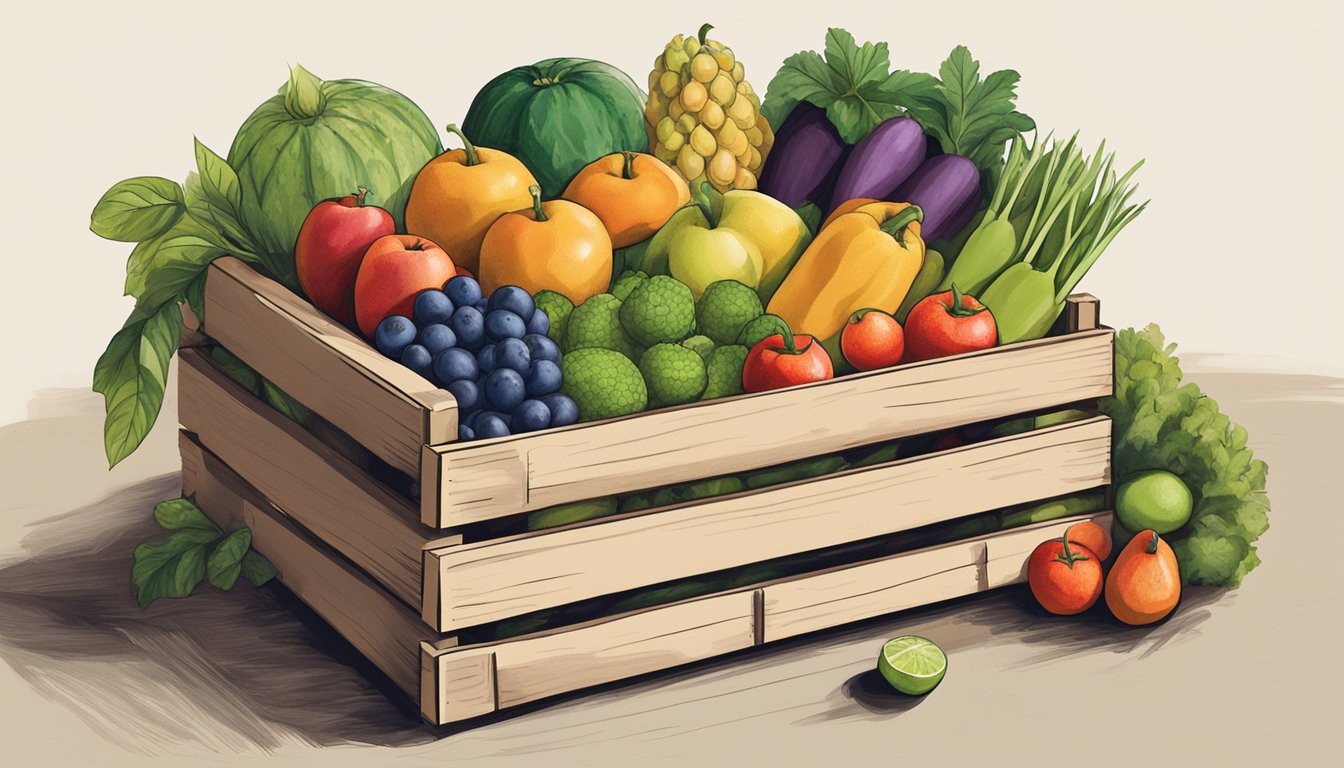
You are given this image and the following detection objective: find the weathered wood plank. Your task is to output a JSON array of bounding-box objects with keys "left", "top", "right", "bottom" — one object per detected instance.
[
  {"left": 426, "top": 417, "right": 1112, "bottom": 631},
  {"left": 423, "top": 327, "right": 1114, "bottom": 527},
  {"left": 203, "top": 256, "right": 456, "bottom": 478},
  {"left": 177, "top": 347, "right": 456, "bottom": 611},
  {"left": 179, "top": 433, "right": 428, "bottom": 698},
  {"left": 1065, "top": 293, "right": 1100, "bottom": 332}
]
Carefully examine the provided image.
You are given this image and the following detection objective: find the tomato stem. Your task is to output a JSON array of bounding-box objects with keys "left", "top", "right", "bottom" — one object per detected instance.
[
  {"left": 1053, "top": 525, "right": 1090, "bottom": 569},
  {"left": 445, "top": 123, "right": 479, "bottom": 167},
  {"left": 528, "top": 185, "right": 547, "bottom": 222},
  {"left": 944, "top": 283, "right": 987, "bottom": 318},
  {"left": 622, "top": 151, "right": 636, "bottom": 180}
]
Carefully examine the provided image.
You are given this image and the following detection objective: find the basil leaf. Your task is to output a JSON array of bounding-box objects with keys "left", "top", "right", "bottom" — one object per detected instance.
[
  {"left": 131, "top": 529, "right": 218, "bottom": 609},
  {"left": 241, "top": 551, "right": 278, "bottom": 587},
  {"left": 136, "top": 220, "right": 228, "bottom": 311},
  {"left": 184, "top": 162, "right": 258, "bottom": 257},
  {"left": 261, "top": 380, "right": 310, "bottom": 426},
  {"left": 210, "top": 347, "right": 262, "bottom": 395},
  {"left": 91, "top": 176, "right": 185, "bottom": 242},
  {"left": 93, "top": 302, "right": 180, "bottom": 467},
  {"left": 206, "top": 528, "right": 252, "bottom": 590},
  {"left": 184, "top": 269, "right": 208, "bottom": 324},
  {"left": 153, "top": 497, "right": 221, "bottom": 533}
]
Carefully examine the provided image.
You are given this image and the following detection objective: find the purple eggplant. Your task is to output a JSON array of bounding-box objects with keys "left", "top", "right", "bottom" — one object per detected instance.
[
  {"left": 827, "top": 117, "right": 926, "bottom": 212},
  {"left": 757, "top": 103, "right": 846, "bottom": 208},
  {"left": 940, "top": 192, "right": 982, "bottom": 242},
  {"left": 890, "top": 155, "right": 981, "bottom": 242}
]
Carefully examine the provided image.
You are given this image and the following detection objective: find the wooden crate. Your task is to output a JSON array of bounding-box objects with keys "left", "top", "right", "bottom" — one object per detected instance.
[{"left": 178, "top": 257, "right": 1115, "bottom": 725}]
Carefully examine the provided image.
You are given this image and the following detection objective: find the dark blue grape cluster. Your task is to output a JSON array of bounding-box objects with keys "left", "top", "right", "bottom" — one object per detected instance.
[{"left": 373, "top": 276, "right": 578, "bottom": 442}]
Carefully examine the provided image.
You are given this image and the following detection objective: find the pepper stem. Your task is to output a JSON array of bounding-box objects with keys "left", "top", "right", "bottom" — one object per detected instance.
[
  {"left": 622, "top": 151, "right": 636, "bottom": 180},
  {"left": 878, "top": 205, "right": 923, "bottom": 247},
  {"left": 698, "top": 23, "right": 714, "bottom": 45},
  {"left": 528, "top": 185, "right": 547, "bottom": 222},
  {"left": 944, "top": 283, "right": 987, "bottom": 318},
  {"left": 445, "top": 123, "right": 479, "bottom": 167}
]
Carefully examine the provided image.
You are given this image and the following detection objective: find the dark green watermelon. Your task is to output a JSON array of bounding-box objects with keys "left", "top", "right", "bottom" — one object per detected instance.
[
  {"left": 228, "top": 65, "right": 442, "bottom": 288},
  {"left": 462, "top": 58, "right": 648, "bottom": 198}
]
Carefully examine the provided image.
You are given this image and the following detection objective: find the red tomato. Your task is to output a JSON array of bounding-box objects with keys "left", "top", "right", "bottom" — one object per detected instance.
[
  {"left": 742, "top": 330, "right": 834, "bottom": 393},
  {"left": 841, "top": 308, "right": 905, "bottom": 371},
  {"left": 1027, "top": 537, "right": 1103, "bottom": 615},
  {"left": 903, "top": 285, "right": 998, "bottom": 362}
]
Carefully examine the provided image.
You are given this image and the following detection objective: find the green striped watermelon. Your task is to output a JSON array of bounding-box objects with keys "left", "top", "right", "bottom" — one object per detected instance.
[
  {"left": 227, "top": 64, "right": 442, "bottom": 288},
  {"left": 462, "top": 58, "right": 648, "bottom": 199}
]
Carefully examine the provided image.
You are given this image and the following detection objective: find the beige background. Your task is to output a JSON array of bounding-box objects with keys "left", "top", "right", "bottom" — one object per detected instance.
[{"left": 0, "top": 0, "right": 1340, "bottom": 765}]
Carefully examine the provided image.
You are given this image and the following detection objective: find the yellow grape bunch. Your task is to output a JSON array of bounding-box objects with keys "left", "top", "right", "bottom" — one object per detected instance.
[{"left": 645, "top": 24, "right": 774, "bottom": 192}]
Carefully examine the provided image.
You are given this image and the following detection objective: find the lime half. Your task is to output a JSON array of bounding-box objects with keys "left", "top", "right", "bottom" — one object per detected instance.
[{"left": 877, "top": 635, "right": 947, "bottom": 695}]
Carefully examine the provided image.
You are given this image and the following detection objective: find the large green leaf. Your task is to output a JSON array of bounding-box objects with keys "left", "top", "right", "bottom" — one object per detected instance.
[
  {"left": 153, "top": 498, "right": 222, "bottom": 533},
  {"left": 91, "top": 176, "right": 185, "bottom": 242},
  {"left": 206, "top": 528, "right": 253, "bottom": 590},
  {"left": 131, "top": 529, "right": 219, "bottom": 609},
  {"left": 93, "top": 302, "right": 180, "bottom": 467},
  {"left": 240, "top": 551, "right": 278, "bottom": 587}
]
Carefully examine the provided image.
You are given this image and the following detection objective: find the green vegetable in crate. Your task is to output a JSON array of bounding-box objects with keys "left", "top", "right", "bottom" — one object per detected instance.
[
  {"left": 743, "top": 455, "right": 848, "bottom": 489},
  {"left": 611, "top": 270, "right": 649, "bottom": 302},
  {"left": 695, "top": 280, "right": 763, "bottom": 345},
  {"left": 682, "top": 334, "right": 716, "bottom": 361},
  {"left": 735, "top": 313, "right": 790, "bottom": 348},
  {"left": 620, "top": 275, "right": 697, "bottom": 347},
  {"left": 533, "top": 290, "right": 574, "bottom": 345},
  {"left": 702, "top": 344, "right": 748, "bottom": 399},
  {"left": 564, "top": 293, "right": 640, "bottom": 358},
  {"left": 228, "top": 64, "right": 442, "bottom": 287},
  {"left": 526, "top": 497, "right": 619, "bottom": 531},
  {"left": 463, "top": 58, "right": 649, "bottom": 198},
  {"left": 640, "top": 343, "right": 708, "bottom": 407},
  {"left": 561, "top": 348, "right": 648, "bottom": 420}
]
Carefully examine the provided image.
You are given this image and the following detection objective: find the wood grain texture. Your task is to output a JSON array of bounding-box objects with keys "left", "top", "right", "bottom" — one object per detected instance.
[
  {"left": 178, "top": 302, "right": 205, "bottom": 347},
  {"left": 1065, "top": 294, "right": 1100, "bottom": 332},
  {"left": 426, "top": 416, "right": 1112, "bottom": 631},
  {"left": 177, "top": 347, "right": 454, "bottom": 611},
  {"left": 422, "top": 511, "right": 1111, "bottom": 723},
  {"left": 203, "top": 257, "right": 456, "bottom": 478},
  {"left": 179, "top": 433, "right": 428, "bottom": 698},
  {"left": 423, "top": 327, "right": 1114, "bottom": 527}
]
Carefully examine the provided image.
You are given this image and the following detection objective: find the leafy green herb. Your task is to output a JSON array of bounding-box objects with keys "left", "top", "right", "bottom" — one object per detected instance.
[
  {"left": 261, "top": 380, "right": 311, "bottom": 426},
  {"left": 903, "top": 46, "right": 1035, "bottom": 176},
  {"left": 1100, "top": 325, "right": 1270, "bottom": 586},
  {"left": 92, "top": 302, "right": 180, "bottom": 467},
  {"left": 761, "top": 28, "right": 939, "bottom": 144},
  {"left": 90, "top": 176, "right": 185, "bottom": 242},
  {"left": 132, "top": 497, "right": 276, "bottom": 608}
]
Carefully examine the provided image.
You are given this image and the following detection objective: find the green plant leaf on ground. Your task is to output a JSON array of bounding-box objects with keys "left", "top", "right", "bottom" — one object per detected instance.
[
  {"left": 92, "top": 301, "right": 180, "bottom": 468},
  {"left": 240, "top": 551, "right": 278, "bottom": 587},
  {"left": 91, "top": 176, "right": 185, "bottom": 242},
  {"left": 206, "top": 528, "right": 253, "bottom": 590},
  {"left": 131, "top": 529, "right": 218, "bottom": 609},
  {"left": 153, "top": 498, "right": 222, "bottom": 533}
]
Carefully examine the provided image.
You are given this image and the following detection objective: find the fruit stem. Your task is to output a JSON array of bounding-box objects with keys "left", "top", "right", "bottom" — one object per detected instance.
[
  {"left": 1146, "top": 530, "right": 1159, "bottom": 555},
  {"left": 622, "top": 151, "right": 637, "bottom": 180},
  {"left": 944, "top": 283, "right": 986, "bottom": 318},
  {"left": 355, "top": 187, "right": 368, "bottom": 207},
  {"left": 445, "top": 123, "right": 479, "bottom": 166},
  {"left": 878, "top": 205, "right": 923, "bottom": 247},
  {"left": 1053, "top": 525, "right": 1090, "bottom": 569},
  {"left": 768, "top": 324, "right": 812, "bottom": 357},
  {"left": 693, "top": 181, "right": 721, "bottom": 228},
  {"left": 849, "top": 308, "right": 887, "bottom": 325},
  {"left": 528, "top": 185, "right": 547, "bottom": 222},
  {"left": 698, "top": 23, "right": 714, "bottom": 46}
]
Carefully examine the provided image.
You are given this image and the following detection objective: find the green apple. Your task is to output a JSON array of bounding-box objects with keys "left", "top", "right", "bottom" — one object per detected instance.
[{"left": 667, "top": 223, "right": 762, "bottom": 298}]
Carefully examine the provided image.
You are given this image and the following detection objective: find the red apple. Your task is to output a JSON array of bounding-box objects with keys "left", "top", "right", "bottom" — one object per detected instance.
[
  {"left": 354, "top": 234, "right": 457, "bottom": 337},
  {"left": 295, "top": 188, "right": 395, "bottom": 327}
]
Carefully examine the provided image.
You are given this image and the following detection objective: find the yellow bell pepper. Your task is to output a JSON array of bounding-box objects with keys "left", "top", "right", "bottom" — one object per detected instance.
[{"left": 766, "top": 203, "right": 925, "bottom": 360}]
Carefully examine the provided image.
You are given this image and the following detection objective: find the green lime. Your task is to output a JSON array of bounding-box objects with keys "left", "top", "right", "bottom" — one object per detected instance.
[
  {"left": 1115, "top": 469, "right": 1193, "bottom": 534},
  {"left": 877, "top": 635, "right": 946, "bottom": 695}
]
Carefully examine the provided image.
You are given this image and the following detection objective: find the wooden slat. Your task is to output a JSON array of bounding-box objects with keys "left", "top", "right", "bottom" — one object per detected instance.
[
  {"left": 179, "top": 433, "right": 429, "bottom": 698},
  {"left": 177, "top": 347, "right": 457, "bottom": 611},
  {"left": 179, "top": 302, "right": 205, "bottom": 347},
  {"left": 423, "top": 327, "right": 1114, "bottom": 527},
  {"left": 425, "top": 416, "right": 1112, "bottom": 631},
  {"left": 423, "top": 512, "right": 1111, "bottom": 723},
  {"left": 1065, "top": 293, "right": 1100, "bottom": 332},
  {"left": 203, "top": 256, "right": 456, "bottom": 478}
]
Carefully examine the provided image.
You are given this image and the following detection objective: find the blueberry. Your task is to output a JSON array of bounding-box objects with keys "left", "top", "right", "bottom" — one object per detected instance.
[
  {"left": 374, "top": 315, "right": 417, "bottom": 358},
  {"left": 495, "top": 337, "right": 531, "bottom": 374},
  {"left": 458, "top": 424, "right": 475, "bottom": 441},
  {"left": 525, "top": 308, "right": 550, "bottom": 336},
  {"left": 445, "top": 379, "right": 480, "bottom": 413},
  {"left": 444, "top": 276, "right": 482, "bottom": 308},
  {"left": 417, "top": 323, "right": 457, "bottom": 356},
  {"left": 485, "top": 310, "right": 526, "bottom": 342},
  {"left": 433, "top": 348, "right": 478, "bottom": 384},
  {"left": 475, "top": 297, "right": 490, "bottom": 312},
  {"left": 475, "top": 343, "right": 498, "bottom": 373},
  {"left": 488, "top": 285, "right": 536, "bottom": 322},
  {"left": 541, "top": 393, "right": 579, "bottom": 427},
  {"left": 523, "top": 333, "right": 560, "bottom": 363},
  {"left": 413, "top": 289, "right": 455, "bottom": 326},
  {"left": 513, "top": 399, "right": 552, "bottom": 433},
  {"left": 399, "top": 344, "right": 434, "bottom": 380},
  {"left": 525, "top": 359, "right": 563, "bottom": 397},
  {"left": 474, "top": 412, "right": 511, "bottom": 439},
  {"left": 448, "top": 306, "right": 485, "bottom": 351},
  {"left": 482, "top": 368, "right": 526, "bottom": 413}
]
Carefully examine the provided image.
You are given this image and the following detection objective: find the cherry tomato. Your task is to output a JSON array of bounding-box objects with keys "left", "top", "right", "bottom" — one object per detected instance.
[
  {"left": 903, "top": 285, "right": 997, "bottom": 362},
  {"left": 742, "top": 329, "right": 834, "bottom": 393},
  {"left": 841, "top": 308, "right": 905, "bottom": 371}
]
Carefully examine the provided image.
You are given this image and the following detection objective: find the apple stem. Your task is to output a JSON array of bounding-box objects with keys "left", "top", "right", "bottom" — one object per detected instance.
[
  {"left": 622, "top": 151, "right": 636, "bottom": 180},
  {"left": 529, "top": 185, "right": 547, "bottom": 222},
  {"left": 445, "top": 123, "right": 479, "bottom": 167},
  {"left": 355, "top": 187, "right": 368, "bottom": 207}
]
